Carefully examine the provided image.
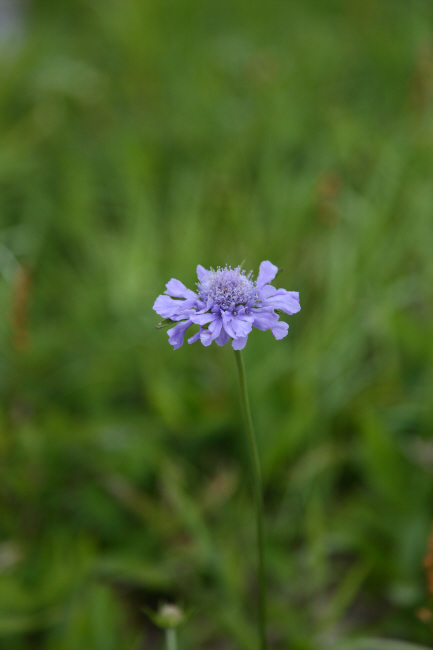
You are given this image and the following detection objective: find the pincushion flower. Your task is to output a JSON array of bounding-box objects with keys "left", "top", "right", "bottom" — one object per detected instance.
[{"left": 153, "top": 261, "right": 300, "bottom": 350}]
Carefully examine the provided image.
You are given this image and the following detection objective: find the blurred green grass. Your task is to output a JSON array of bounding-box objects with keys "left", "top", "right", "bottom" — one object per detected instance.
[{"left": 1, "top": 0, "right": 433, "bottom": 648}]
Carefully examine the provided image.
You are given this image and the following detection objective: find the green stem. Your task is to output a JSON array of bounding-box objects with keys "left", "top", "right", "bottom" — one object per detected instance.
[
  {"left": 165, "top": 628, "right": 178, "bottom": 650},
  {"left": 234, "top": 349, "right": 267, "bottom": 650}
]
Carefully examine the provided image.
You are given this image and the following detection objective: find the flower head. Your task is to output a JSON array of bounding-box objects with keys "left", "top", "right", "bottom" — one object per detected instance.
[{"left": 153, "top": 261, "right": 300, "bottom": 350}]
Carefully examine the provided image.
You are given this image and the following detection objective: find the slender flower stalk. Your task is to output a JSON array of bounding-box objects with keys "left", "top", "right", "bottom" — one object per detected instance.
[
  {"left": 234, "top": 349, "right": 267, "bottom": 650},
  {"left": 165, "top": 628, "right": 178, "bottom": 650}
]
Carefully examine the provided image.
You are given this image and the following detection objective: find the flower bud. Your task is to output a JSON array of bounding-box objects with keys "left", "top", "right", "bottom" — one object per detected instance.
[{"left": 156, "top": 603, "right": 184, "bottom": 628}]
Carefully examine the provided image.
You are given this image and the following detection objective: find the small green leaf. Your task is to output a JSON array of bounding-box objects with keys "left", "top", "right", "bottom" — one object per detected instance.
[{"left": 156, "top": 318, "right": 174, "bottom": 330}]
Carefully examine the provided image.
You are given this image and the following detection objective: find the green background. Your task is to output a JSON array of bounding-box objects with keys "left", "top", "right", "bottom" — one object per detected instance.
[{"left": 1, "top": 0, "right": 433, "bottom": 647}]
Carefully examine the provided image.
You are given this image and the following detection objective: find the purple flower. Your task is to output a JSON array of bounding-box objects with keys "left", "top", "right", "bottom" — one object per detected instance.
[{"left": 153, "top": 261, "right": 300, "bottom": 350}]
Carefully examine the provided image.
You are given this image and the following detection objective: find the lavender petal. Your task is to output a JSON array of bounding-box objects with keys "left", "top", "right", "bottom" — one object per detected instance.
[
  {"left": 271, "top": 320, "right": 289, "bottom": 340},
  {"left": 196, "top": 264, "right": 210, "bottom": 281},
  {"left": 252, "top": 308, "right": 280, "bottom": 331},
  {"left": 167, "top": 320, "right": 193, "bottom": 350},
  {"left": 232, "top": 335, "right": 248, "bottom": 350},
  {"left": 153, "top": 294, "right": 183, "bottom": 319},
  {"left": 260, "top": 287, "right": 300, "bottom": 315},
  {"left": 165, "top": 278, "right": 197, "bottom": 300},
  {"left": 214, "top": 327, "right": 230, "bottom": 346},
  {"left": 188, "top": 330, "right": 202, "bottom": 344},
  {"left": 190, "top": 311, "right": 219, "bottom": 326},
  {"left": 199, "top": 317, "right": 223, "bottom": 346},
  {"left": 256, "top": 260, "right": 278, "bottom": 289}
]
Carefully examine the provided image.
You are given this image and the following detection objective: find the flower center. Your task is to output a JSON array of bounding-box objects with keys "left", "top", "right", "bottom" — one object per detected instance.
[{"left": 198, "top": 266, "right": 256, "bottom": 310}]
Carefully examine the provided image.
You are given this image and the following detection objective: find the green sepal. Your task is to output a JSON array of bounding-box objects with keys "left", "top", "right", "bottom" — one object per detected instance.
[{"left": 156, "top": 318, "right": 175, "bottom": 330}]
